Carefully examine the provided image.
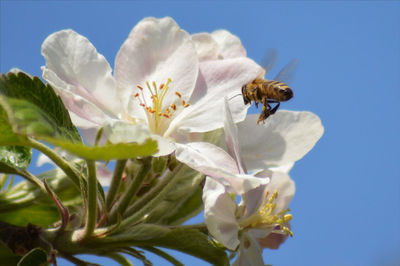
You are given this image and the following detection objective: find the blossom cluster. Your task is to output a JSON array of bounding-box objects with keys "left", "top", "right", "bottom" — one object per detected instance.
[{"left": 40, "top": 17, "right": 324, "bottom": 265}]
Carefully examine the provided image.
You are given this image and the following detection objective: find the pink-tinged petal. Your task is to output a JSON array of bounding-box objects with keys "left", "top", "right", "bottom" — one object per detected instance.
[
  {"left": 241, "top": 170, "right": 273, "bottom": 217},
  {"left": 257, "top": 225, "right": 290, "bottom": 250},
  {"left": 238, "top": 111, "right": 324, "bottom": 170},
  {"left": 263, "top": 171, "right": 295, "bottom": 214},
  {"left": 115, "top": 17, "right": 198, "bottom": 121},
  {"left": 211, "top": 30, "right": 247, "bottom": 58},
  {"left": 202, "top": 178, "right": 240, "bottom": 250},
  {"left": 233, "top": 233, "right": 264, "bottom": 266},
  {"left": 242, "top": 170, "right": 294, "bottom": 218},
  {"left": 69, "top": 112, "right": 98, "bottom": 129},
  {"left": 42, "top": 67, "right": 116, "bottom": 127},
  {"left": 175, "top": 142, "right": 268, "bottom": 194},
  {"left": 42, "top": 68, "right": 112, "bottom": 126},
  {"left": 167, "top": 57, "right": 264, "bottom": 134},
  {"left": 223, "top": 97, "right": 246, "bottom": 174},
  {"left": 41, "top": 29, "right": 121, "bottom": 116},
  {"left": 191, "top": 33, "right": 219, "bottom": 61}
]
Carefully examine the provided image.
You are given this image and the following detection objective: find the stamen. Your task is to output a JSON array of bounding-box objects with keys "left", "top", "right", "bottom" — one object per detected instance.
[
  {"left": 240, "top": 189, "right": 293, "bottom": 237},
  {"left": 132, "top": 78, "right": 190, "bottom": 134}
]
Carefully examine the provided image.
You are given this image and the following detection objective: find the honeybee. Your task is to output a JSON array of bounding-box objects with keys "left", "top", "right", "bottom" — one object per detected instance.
[{"left": 242, "top": 49, "right": 297, "bottom": 124}]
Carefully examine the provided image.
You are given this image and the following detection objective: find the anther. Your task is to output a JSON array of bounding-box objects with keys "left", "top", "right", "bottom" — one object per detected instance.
[{"left": 175, "top": 92, "right": 182, "bottom": 98}]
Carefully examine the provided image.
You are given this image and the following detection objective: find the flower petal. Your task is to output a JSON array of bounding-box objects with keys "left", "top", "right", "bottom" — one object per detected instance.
[
  {"left": 211, "top": 30, "right": 247, "bottom": 58},
  {"left": 175, "top": 142, "right": 268, "bottom": 194},
  {"left": 263, "top": 171, "right": 295, "bottom": 214},
  {"left": 42, "top": 68, "right": 114, "bottom": 127},
  {"left": 241, "top": 170, "right": 294, "bottom": 218},
  {"left": 233, "top": 232, "right": 264, "bottom": 266},
  {"left": 238, "top": 111, "right": 324, "bottom": 170},
  {"left": 41, "top": 29, "right": 121, "bottom": 116},
  {"left": 103, "top": 121, "right": 175, "bottom": 156},
  {"left": 202, "top": 178, "right": 240, "bottom": 250},
  {"left": 115, "top": 17, "right": 198, "bottom": 122},
  {"left": 191, "top": 33, "right": 219, "bottom": 61},
  {"left": 223, "top": 97, "right": 246, "bottom": 174},
  {"left": 167, "top": 57, "right": 264, "bottom": 134}
]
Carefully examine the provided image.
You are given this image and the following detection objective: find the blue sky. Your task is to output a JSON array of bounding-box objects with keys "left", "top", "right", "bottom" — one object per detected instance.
[{"left": 1, "top": 1, "right": 399, "bottom": 266}]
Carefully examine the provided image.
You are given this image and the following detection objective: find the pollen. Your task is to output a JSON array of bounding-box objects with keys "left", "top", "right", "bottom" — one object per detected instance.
[
  {"left": 240, "top": 189, "right": 293, "bottom": 237},
  {"left": 132, "top": 78, "right": 191, "bottom": 134}
]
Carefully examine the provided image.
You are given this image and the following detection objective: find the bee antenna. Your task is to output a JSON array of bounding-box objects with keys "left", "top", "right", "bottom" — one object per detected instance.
[{"left": 227, "top": 93, "right": 242, "bottom": 101}]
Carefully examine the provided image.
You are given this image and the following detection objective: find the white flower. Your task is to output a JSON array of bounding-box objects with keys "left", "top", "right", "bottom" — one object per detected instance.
[
  {"left": 203, "top": 171, "right": 294, "bottom": 266},
  {"left": 201, "top": 99, "right": 324, "bottom": 265},
  {"left": 41, "top": 17, "right": 263, "bottom": 156}
]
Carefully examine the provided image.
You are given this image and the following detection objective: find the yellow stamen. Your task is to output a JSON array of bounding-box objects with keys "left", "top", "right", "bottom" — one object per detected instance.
[
  {"left": 240, "top": 189, "right": 293, "bottom": 237},
  {"left": 132, "top": 78, "right": 190, "bottom": 134}
]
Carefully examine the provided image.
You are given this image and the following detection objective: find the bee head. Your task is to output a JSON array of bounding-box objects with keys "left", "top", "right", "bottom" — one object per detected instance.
[{"left": 279, "top": 87, "right": 293, "bottom": 100}]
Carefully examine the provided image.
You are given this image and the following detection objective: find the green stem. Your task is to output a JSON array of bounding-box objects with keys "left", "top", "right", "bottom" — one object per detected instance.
[
  {"left": 82, "top": 160, "right": 97, "bottom": 240},
  {"left": 142, "top": 246, "right": 184, "bottom": 266},
  {"left": 120, "top": 164, "right": 184, "bottom": 229},
  {"left": 16, "top": 169, "right": 46, "bottom": 192},
  {"left": 26, "top": 138, "right": 81, "bottom": 187},
  {"left": 105, "top": 159, "right": 127, "bottom": 210},
  {"left": 105, "top": 253, "right": 133, "bottom": 266},
  {"left": 109, "top": 158, "right": 152, "bottom": 224}
]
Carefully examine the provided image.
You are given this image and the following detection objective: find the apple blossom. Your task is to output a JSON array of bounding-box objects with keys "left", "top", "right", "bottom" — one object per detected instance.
[
  {"left": 41, "top": 17, "right": 264, "bottom": 157},
  {"left": 200, "top": 99, "right": 323, "bottom": 265}
]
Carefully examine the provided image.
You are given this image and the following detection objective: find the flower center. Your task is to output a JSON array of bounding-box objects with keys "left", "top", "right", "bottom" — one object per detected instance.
[
  {"left": 133, "top": 79, "right": 190, "bottom": 135},
  {"left": 240, "top": 190, "right": 293, "bottom": 237}
]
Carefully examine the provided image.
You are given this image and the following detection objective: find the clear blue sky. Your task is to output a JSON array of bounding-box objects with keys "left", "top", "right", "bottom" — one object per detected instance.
[{"left": 1, "top": 1, "right": 399, "bottom": 266}]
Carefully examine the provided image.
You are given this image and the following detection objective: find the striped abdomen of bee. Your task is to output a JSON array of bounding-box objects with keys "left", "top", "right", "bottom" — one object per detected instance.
[{"left": 241, "top": 78, "right": 294, "bottom": 124}]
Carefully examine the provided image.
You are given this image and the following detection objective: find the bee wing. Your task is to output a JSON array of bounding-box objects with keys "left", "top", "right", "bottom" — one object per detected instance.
[
  {"left": 261, "top": 48, "right": 279, "bottom": 75},
  {"left": 273, "top": 58, "right": 299, "bottom": 84}
]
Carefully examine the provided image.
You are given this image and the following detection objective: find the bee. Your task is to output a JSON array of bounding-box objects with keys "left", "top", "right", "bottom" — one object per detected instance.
[{"left": 242, "top": 49, "right": 297, "bottom": 124}]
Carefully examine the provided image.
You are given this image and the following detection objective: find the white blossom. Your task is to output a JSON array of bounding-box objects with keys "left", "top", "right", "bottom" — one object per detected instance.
[{"left": 41, "top": 17, "right": 263, "bottom": 157}]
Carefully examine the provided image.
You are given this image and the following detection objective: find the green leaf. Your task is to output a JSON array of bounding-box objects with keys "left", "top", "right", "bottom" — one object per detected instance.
[
  {"left": 0, "top": 168, "right": 82, "bottom": 227},
  {"left": 0, "top": 204, "right": 60, "bottom": 228},
  {"left": 46, "top": 138, "right": 158, "bottom": 160},
  {"left": 17, "top": 248, "right": 47, "bottom": 266},
  {"left": 0, "top": 105, "right": 26, "bottom": 145},
  {"left": 108, "top": 225, "right": 228, "bottom": 266},
  {"left": 151, "top": 228, "right": 229, "bottom": 266},
  {"left": 0, "top": 146, "right": 31, "bottom": 174},
  {"left": 0, "top": 72, "right": 81, "bottom": 142},
  {"left": 0, "top": 242, "right": 21, "bottom": 266},
  {"left": 145, "top": 165, "right": 204, "bottom": 225},
  {"left": 162, "top": 184, "right": 203, "bottom": 225}
]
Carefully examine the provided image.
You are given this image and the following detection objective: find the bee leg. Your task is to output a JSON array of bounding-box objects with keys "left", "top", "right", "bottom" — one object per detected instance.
[
  {"left": 257, "top": 113, "right": 266, "bottom": 124},
  {"left": 270, "top": 102, "right": 280, "bottom": 115},
  {"left": 258, "top": 100, "right": 271, "bottom": 124}
]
